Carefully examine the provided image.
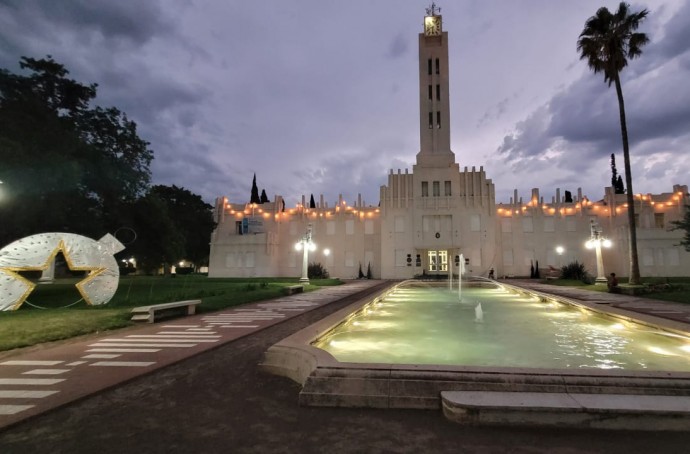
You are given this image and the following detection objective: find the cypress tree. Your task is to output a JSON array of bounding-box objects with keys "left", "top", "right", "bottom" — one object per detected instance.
[
  {"left": 616, "top": 175, "right": 625, "bottom": 194},
  {"left": 309, "top": 194, "right": 316, "bottom": 209},
  {"left": 260, "top": 189, "right": 269, "bottom": 204},
  {"left": 250, "top": 173, "right": 260, "bottom": 204}
]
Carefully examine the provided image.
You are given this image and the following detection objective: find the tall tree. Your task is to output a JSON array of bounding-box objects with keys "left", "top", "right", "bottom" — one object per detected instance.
[
  {"left": 250, "top": 173, "right": 260, "bottom": 204},
  {"left": 260, "top": 189, "right": 269, "bottom": 204},
  {"left": 577, "top": 2, "right": 649, "bottom": 285},
  {"left": 0, "top": 56, "right": 153, "bottom": 245},
  {"left": 610, "top": 153, "right": 618, "bottom": 189},
  {"left": 671, "top": 205, "right": 690, "bottom": 252},
  {"left": 309, "top": 194, "right": 316, "bottom": 209},
  {"left": 150, "top": 185, "right": 216, "bottom": 267},
  {"left": 616, "top": 175, "right": 625, "bottom": 194}
]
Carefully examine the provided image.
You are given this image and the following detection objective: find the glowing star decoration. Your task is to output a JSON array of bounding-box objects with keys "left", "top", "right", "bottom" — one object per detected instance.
[{"left": 0, "top": 233, "right": 125, "bottom": 311}]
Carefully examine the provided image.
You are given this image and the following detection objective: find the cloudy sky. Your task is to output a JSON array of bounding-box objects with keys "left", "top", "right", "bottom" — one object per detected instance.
[{"left": 1, "top": 0, "right": 688, "bottom": 207}]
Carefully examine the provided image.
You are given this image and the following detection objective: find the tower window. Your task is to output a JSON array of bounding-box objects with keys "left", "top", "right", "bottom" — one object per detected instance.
[
  {"left": 428, "top": 59, "right": 432, "bottom": 75},
  {"left": 435, "top": 58, "right": 440, "bottom": 74},
  {"left": 428, "top": 85, "right": 432, "bottom": 100},
  {"left": 436, "top": 111, "right": 441, "bottom": 128},
  {"left": 436, "top": 84, "right": 440, "bottom": 101},
  {"left": 422, "top": 181, "right": 429, "bottom": 197},
  {"left": 444, "top": 181, "right": 451, "bottom": 196},
  {"left": 433, "top": 181, "right": 440, "bottom": 197},
  {"left": 428, "top": 112, "right": 433, "bottom": 129}
]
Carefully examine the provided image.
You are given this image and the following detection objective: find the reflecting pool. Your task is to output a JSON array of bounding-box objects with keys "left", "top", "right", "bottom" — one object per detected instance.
[{"left": 313, "top": 283, "right": 690, "bottom": 371}]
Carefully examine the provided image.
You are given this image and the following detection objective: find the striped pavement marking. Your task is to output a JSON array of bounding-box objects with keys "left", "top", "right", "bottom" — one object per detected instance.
[
  {"left": 0, "top": 405, "right": 34, "bottom": 415},
  {"left": 0, "top": 281, "right": 386, "bottom": 427},
  {"left": 0, "top": 390, "right": 58, "bottom": 398},
  {"left": 90, "top": 362, "right": 155, "bottom": 367},
  {"left": 22, "top": 369, "right": 71, "bottom": 375},
  {"left": 0, "top": 379, "right": 65, "bottom": 385},
  {"left": 1, "top": 361, "right": 64, "bottom": 366}
]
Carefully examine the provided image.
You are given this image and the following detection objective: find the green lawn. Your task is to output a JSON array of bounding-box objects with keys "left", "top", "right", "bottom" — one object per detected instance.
[{"left": 0, "top": 275, "right": 342, "bottom": 352}]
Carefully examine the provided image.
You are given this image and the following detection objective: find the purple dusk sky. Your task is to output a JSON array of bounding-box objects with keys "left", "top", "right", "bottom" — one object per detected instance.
[{"left": 1, "top": 0, "right": 689, "bottom": 207}]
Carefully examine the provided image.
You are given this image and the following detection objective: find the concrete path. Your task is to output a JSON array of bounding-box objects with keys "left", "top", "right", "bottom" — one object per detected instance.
[{"left": 0, "top": 280, "right": 387, "bottom": 431}]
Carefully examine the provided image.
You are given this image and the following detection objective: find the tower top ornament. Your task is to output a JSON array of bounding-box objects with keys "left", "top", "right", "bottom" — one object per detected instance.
[{"left": 425, "top": 2, "right": 441, "bottom": 16}]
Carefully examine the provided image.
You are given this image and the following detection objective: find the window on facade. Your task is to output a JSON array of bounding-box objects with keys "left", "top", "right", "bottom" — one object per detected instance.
[
  {"left": 394, "top": 216, "right": 405, "bottom": 232},
  {"left": 428, "top": 111, "right": 433, "bottom": 129},
  {"left": 543, "top": 217, "right": 555, "bottom": 232},
  {"left": 428, "top": 58, "right": 432, "bottom": 75},
  {"left": 436, "top": 111, "right": 441, "bottom": 128},
  {"left": 395, "top": 250, "right": 406, "bottom": 267},
  {"left": 444, "top": 180, "right": 451, "bottom": 196},
  {"left": 436, "top": 84, "right": 440, "bottom": 101},
  {"left": 235, "top": 221, "right": 243, "bottom": 235},
  {"left": 470, "top": 214, "right": 480, "bottom": 232},
  {"left": 345, "top": 220, "right": 354, "bottom": 235},
  {"left": 654, "top": 213, "right": 665, "bottom": 228},
  {"left": 522, "top": 217, "right": 533, "bottom": 233},
  {"left": 364, "top": 220, "right": 374, "bottom": 235},
  {"left": 421, "top": 181, "right": 429, "bottom": 197},
  {"left": 433, "top": 181, "right": 440, "bottom": 197},
  {"left": 435, "top": 58, "right": 440, "bottom": 74},
  {"left": 428, "top": 85, "right": 432, "bottom": 100},
  {"left": 566, "top": 215, "right": 576, "bottom": 232}
]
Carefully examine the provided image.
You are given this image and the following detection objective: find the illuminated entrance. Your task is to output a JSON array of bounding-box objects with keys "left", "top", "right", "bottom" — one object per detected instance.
[{"left": 428, "top": 250, "right": 448, "bottom": 272}]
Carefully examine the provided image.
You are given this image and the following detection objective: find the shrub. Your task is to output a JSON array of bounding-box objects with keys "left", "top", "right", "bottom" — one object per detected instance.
[
  {"left": 561, "top": 261, "right": 590, "bottom": 282},
  {"left": 308, "top": 262, "right": 330, "bottom": 279}
]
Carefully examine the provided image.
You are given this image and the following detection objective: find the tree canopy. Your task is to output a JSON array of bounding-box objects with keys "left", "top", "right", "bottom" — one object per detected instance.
[
  {"left": 671, "top": 206, "right": 690, "bottom": 252},
  {"left": 0, "top": 57, "right": 214, "bottom": 273},
  {"left": 0, "top": 56, "right": 152, "bottom": 245}
]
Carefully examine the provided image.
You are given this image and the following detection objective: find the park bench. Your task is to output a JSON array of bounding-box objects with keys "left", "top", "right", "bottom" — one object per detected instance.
[
  {"left": 283, "top": 285, "right": 304, "bottom": 295},
  {"left": 131, "top": 299, "right": 202, "bottom": 323}
]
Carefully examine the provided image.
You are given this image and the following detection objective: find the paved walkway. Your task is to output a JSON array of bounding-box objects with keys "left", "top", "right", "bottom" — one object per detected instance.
[
  {"left": 505, "top": 279, "right": 690, "bottom": 329},
  {"left": 0, "top": 280, "right": 387, "bottom": 431}
]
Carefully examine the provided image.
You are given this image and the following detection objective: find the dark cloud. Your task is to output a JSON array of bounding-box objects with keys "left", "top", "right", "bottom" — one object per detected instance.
[{"left": 1, "top": 0, "right": 687, "bottom": 205}]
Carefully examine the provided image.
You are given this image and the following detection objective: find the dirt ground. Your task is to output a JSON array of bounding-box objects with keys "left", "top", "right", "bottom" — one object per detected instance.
[{"left": 2, "top": 292, "right": 690, "bottom": 454}]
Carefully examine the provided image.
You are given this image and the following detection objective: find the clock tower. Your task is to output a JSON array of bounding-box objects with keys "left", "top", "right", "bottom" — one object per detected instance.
[{"left": 416, "top": 3, "right": 455, "bottom": 167}]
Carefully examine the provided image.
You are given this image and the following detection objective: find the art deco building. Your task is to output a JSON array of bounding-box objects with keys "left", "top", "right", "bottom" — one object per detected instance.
[{"left": 208, "top": 8, "right": 689, "bottom": 280}]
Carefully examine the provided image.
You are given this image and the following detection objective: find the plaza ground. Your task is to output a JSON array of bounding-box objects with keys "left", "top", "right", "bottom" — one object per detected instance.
[{"left": 1, "top": 281, "right": 690, "bottom": 453}]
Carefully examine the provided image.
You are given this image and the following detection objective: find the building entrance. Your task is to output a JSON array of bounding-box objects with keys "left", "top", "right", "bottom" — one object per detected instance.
[{"left": 428, "top": 250, "right": 448, "bottom": 272}]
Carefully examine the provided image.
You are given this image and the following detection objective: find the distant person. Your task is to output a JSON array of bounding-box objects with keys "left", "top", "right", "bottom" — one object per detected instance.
[
  {"left": 488, "top": 268, "right": 495, "bottom": 279},
  {"left": 607, "top": 272, "right": 620, "bottom": 293}
]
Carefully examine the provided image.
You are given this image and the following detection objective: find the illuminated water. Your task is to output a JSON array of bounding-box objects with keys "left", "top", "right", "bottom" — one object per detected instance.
[{"left": 314, "top": 284, "right": 690, "bottom": 371}]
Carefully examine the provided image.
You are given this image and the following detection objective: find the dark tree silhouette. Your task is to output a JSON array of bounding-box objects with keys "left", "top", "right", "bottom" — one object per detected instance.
[
  {"left": 309, "top": 194, "right": 316, "bottom": 209},
  {"left": 260, "top": 189, "right": 269, "bottom": 204},
  {"left": 250, "top": 173, "right": 260, "bottom": 204}
]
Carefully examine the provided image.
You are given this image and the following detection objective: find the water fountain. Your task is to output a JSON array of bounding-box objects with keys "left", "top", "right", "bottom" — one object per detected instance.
[{"left": 475, "top": 302, "right": 483, "bottom": 322}]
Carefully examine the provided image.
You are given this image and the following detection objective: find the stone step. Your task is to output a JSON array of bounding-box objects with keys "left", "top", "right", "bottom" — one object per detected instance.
[{"left": 441, "top": 391, "right": 690, "bottom": 431}]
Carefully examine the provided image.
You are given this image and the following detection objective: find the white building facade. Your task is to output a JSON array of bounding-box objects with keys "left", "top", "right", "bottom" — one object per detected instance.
[{"left": 208, "top": 10, "right": 689, "bottom": 280}]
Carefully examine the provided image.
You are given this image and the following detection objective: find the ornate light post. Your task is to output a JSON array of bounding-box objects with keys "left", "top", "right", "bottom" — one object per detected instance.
[
  {"left": 294, "top": 223, "right": 315, "bottom": 284},
  {"left": 585, "top": 219, "right": 612, "bottom": 284}
]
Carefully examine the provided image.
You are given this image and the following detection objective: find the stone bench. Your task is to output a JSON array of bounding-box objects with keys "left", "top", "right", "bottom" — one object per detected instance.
[
  {"left": 283, "top": 285, "right": 304, "bottom": 295},
  {"left": 131, "top": 299, "right": 202, "bottom": 323},
  {"left": 441, "top": 391, "right": 690, "bottom": 431}
]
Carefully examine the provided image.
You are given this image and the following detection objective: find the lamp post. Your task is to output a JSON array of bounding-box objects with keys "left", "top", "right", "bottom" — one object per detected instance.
[
  {"left": 585, "top": 219, "right": 612, "bottom": 285},
  {"left": 295, "top": 223, "right": 315, "bottom": 284}
]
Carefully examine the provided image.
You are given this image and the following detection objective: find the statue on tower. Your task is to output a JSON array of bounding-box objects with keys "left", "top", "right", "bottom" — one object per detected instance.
[{"left": 426, "top": 2, "right": 441, "bottom": 16}]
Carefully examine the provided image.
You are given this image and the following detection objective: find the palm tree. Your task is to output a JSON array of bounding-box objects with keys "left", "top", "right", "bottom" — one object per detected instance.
[{"left": 577, "top": 2, "right": 649, "bottom": 285}]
